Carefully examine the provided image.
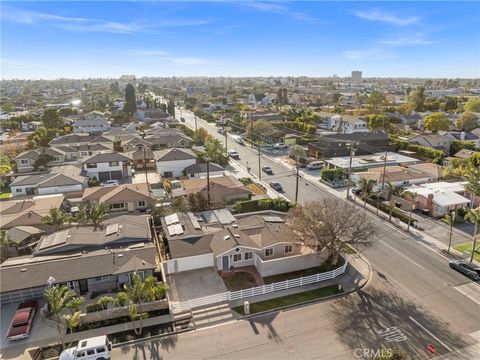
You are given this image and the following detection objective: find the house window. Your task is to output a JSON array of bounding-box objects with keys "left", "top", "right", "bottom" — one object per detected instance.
[
  {"left": 265, "top": 248, "right": 274, "bottom": 257},
  {"left": 163, "top": 171, "right": 173, "bottom": 178},
  {"left": 284, "top": 245, "right": 293, "bottom": 254},
  {"left": 244, "top": 252, "right": 253, "bottom": 261},
  {"left": 138, "top": 200, "right": 146, "bottom": 207},
  {"left": 94, "top": 276, "right": 110, "bottom": 282},
  {"left": 20, "top": 159, "right": 29, "bottom": 165},
  {"left": 110, "top": 203, "right": 125, "bottom": 210},
  {"left": 86, "top": 163, "right": 97, "bottom": 168},
  {"left": 233, "top": 253, "right": 242, "bottom": 262},
  {"left": 15, "top": 188, "right": 23, "bottom": 193},
  {"left": 54, "top": 156, "right": 61, "bottom": 161},
  {"left": 109, "top": 161, "right": 119, "bottom": 167}
]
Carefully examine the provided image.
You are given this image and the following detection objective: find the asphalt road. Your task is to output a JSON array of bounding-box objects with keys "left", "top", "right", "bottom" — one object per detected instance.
[{"left": 125, "top": 107, "right": 480, "bottom": 360}]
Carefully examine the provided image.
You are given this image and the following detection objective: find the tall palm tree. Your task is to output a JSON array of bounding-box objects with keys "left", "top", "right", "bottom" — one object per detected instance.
[
  {"left": 465, "top": 207, "right": 480, "bottom": 263},
  {"left": 44, "top": 285, "right": 77, "bottom": 349},
  {"left": 358, "top": 178, "right": 375, "bottom": 208},
  {"left": 143, "top": 274, "right": 169, "bottom": 302},
  {"left": 385, "top": 182, "right": 396, "bottom": 222},
  {"left": 75, "top": 203, "right": 91, "bottom": 226},
  {"left": 42, "top": 208, "right": 70, "bottom": 231},
  {"left": 443, "top": 212, "right": 456, "bottom": 254},
  {"left": 89, "top": 202, "right": 106, "bottom": 229},
  {"left": 402, "top": 190, "right": 418, "bottom": 232},
  {"left": 63, "top": 311, "right": 81, "bottom": 335},
  {"left": 124, "top": 272, "right": 148, "bottom": 336}
]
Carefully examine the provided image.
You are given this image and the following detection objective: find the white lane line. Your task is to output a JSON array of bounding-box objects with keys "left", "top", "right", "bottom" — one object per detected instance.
[
  {"left": 454, "top": 283, "right": 480, "bottom": 306},
  {"left": 377, "top": 239, "right": 425, "bottom": 270},
  {"left": 409, "top": 316, "right": 453, "bottom": 352}
]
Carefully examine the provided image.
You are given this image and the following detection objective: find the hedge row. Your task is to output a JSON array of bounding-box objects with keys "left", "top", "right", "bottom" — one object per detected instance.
[
  {"left": 365, "top": 197, "right": 413, "bottom": 224},
  {"left": 233, "top": 197, "right": 294, "bottom": 213},
  {"left": 390, "top": 137, "right": 444, "bottom": 162}
]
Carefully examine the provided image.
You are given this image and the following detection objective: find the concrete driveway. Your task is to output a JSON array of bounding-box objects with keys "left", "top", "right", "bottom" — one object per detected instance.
[
  {"left": 168, "top": 267, "right": 227, "bottom": 302},
  {"left": 132, "top": 170, "right": 161, "bottom": 185}
]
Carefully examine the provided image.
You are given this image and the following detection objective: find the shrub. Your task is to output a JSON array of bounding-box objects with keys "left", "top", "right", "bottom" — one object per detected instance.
[
  {"left": 233, "top": 197, "right": 293, "bottom": 213},
  {"left": 86, "top": 303, "right": 103, "bottom": 313},
  {"left": 87, "top": 177, "right": 99, "bottom": 187},
  {"left": 115, "top": 291, "right": 128, "bottom": 307},
  {"left": 320, "top": 168, "right": 345, "bottom": 182}
]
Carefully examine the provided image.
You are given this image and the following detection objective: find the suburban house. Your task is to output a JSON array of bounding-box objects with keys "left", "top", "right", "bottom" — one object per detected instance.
[
  {"left": 82, "top": 183, "right": 152, "bottom": 213},
  {"left": 154, "top": 148, "right": 198, "bottom": 178},
  {"left": 121, "top": 138, "right": 156, "bottom": 170},
  {"left": 161, "top": 209, "right": 325, "bottom": 278},
  {"left": 0, "top": 194, "right": 64, "bottom": 229},
  {"left": 72, "top": 118, "right": 110, "bottom": 134},
  {"left": 324, "top": 152, "right": 421, "bottom": 172},
  {"left": 5, "top": 226, "right": 44, "bottom": 256},
  {"left": 0, "top": 215, "right": 156, "bottom": 304},
  {"left": 179, "top": 175, "right": 252, "bottom": 205},
  {"left": 144, "top": 128, "right": 193, "bottom": 150},
  {"left": 453, "top": 149, "right": 478, "bottom": 160},
  {"left": 0, "top": 132, "right": 30, "bottom": 154},
  {"left": 184, "top": 163, "right": 225, "bottom": 178},
  {"left": 322, "top": 114, "right": 369, "bottom": 134},
  {"left": 55, "top": 143, "right": 113, "bottom": 162},
  {"left": 15, "top": 148, "right": 67, "bottom": 173},
  {"left": 307, "top": 133, "right": 394, "bottom": 159},
  {"left": 10, "top": 165, "right": 86, "bottom": 197},
  {"left": 447, "top": 131, "right": 480, "bottom": 147},
  {"left": 49, "top": 133, "right": 114, "bottom": 149},
  {"left": 404, "top": 182, "right": 472, "bottom": 217},
  {"left": 407, "top": 134, "right": 454, "bottom": 153},
  {"left": 82, "top": 152, "right": 132, "bottom": 181},
  {"left": 351, "top": 167, "right": 433, "bottom": 191},
  {"left": 84, "top": 111, "right": 108, "bottom": 120}
]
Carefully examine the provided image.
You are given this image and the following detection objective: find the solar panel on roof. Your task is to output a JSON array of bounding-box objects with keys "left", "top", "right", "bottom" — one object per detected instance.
[
  {"left": 262, "top": 216, "right": 285, "bottom": 223},
  {"left": 167, "top": 223, "right": 184, "bottom": 236},
  {"left": 187, "top": 212, "right": 201, "bottom": 230},
  {"left": 214, "top": 209, "right": 236, "bottom": 225},
  {"left": 105, "top": 223, "right": 119, "bottom": 236},
  {"left": 165, "top": 213, "right": 179, "bottom": 225}
]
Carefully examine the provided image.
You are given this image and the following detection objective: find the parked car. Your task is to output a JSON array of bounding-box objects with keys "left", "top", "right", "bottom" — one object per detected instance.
[
  {"left": 100, "top": 179, "right": 119, "bottom": 187},
  {"left": 227, "top": 149, "right": 240, "bottom": 159},
  {"left": 273, "top": 143, "right": 288, "bottom": 150},
  {"left": 262, "top": 166, "right": 273, "bottom": 175},
  {"left": 180, "top": 117, "right": 185, "bottom": 122},
  {"left": 270, "top": 181, "right": 284, "bottom": 192},
  {"left": 217, "top": 127, "right": 225, "bottom": 134},
  {"left": 60, "top": 335, "right": 112, "bottom": 360},
  {"left": 449, "top": 260, "right": 480, "bottom": 281},
  {"left": 6, "top": 300, "right": 38, "bottom": 341},
  {"left": 306, "top": 161, "right": 324, "bottom": 170},
  {"left": 234, "top": 136, "right": 245, "bottom": 145},
  {"left": 352, "top": 188, "right": 362, "bottom": 195}
]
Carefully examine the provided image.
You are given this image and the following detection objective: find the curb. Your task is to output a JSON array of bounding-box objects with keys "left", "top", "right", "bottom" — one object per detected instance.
[
  {"left": 111, "top": 326, "right": 194, "bottom": 349},
  {"left": 235, "top": 253, "right": 373, "bottom": 320}
]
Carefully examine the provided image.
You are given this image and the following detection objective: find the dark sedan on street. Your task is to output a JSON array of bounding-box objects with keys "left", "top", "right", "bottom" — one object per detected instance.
[
  {"left": 6, "top": 300, "right": 38, "bottom": 341},
  {"left": 262, "top": 166, "right": 273, "bottom": 175},
  {"left": 449, "top": 260, "right": 480, "bottom": 281},
  {"left": 270, "top": 181, "right": 284, "bottom": 192}
]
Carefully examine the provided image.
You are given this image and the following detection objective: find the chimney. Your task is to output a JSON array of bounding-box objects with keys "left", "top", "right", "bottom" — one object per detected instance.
[
  {"left": 460, "top": 131, "right": 465, "bottom": 141},
  {"left": 426, "top": 193, "right": 434, "bottom": 212}
]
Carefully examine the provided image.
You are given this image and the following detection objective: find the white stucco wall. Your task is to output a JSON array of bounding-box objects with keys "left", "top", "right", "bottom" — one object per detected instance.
[
  {"left": 164, "top": 253, "right": 214, "bottom": 274},
  {"left": 38, "top": 184, "right": 84, "bottom": 195},
  {"left": 84, "top": 161, "right": 131, "bottom": 178},
  {"left": 215, "top": 247, "right": 256, "bottom": 270},
  {"left": 254, "top": 251, "right": 329, "bottom": 277},
  {"left": 156, "top": 159, "right": 196, "bottom": 178}
]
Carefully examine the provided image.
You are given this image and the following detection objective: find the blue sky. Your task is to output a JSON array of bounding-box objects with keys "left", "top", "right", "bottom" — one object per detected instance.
[{"left": 1, "top": 1, "right": 479, "bottom": 79}]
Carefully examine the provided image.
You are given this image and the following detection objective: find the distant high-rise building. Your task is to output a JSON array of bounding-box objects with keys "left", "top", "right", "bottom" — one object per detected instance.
[{"left": 351, "top": 71, "right": 362, "bottom": 80}]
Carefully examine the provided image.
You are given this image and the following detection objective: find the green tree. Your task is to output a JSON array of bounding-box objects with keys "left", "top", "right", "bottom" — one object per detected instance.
[
  {"left": 44, "top": 285, "right": 77, "bottom": 349},
  {"left": 65, "top": 296, "right": 85, "bottom": 314},
  {"left": 443, "top": 212, "right": 456, "bottom": 254},
  {"left": 358, "top": 178, "right": 375, "bottom": 208},
  {"left": 402, "top": 190, "right": 418, "bottom": 231},
  {"left": 187, "top": 192, "right": 209, "bottom": 211},
  {"left": 373, "top": 347, "right": 407, "bottom": 360},
  {"left": 33, "top": 154, "right": 54, "bottom": 171},
  {"left": 124, "top": 272, "right": 148, "bottom": 336},
  {"left": 0, "top": 154, "right": 12, "bottom": 189},
  {"left": 167, "top": 99, "right": 176, "bottom": 117},
  {"left": 464, "top": 97, "right": 480, "bottom": 113},
  {"left": 385, "top": 182, "right": 397, "bottom": 222},
  {"left": 96, "top": 296, "right": 115, "bottom": 310},
  {"left": 89, "top": 202, "right": 106, "bottom": 229},
  {"left": 124, "top": 83, "right": 137, "bottom": 114},
  {"left": 144, "top": 274, "right": 169, "bottom": 302},
  {"left": 332, "top": 105, "right": 345, "bottom": 114},
  {"left": 1, "top": 102, "right": 15, "bottom": 113},
  {"left": 456, "top": 112, "right": 479, "bottom": 132},
  {"left": 423, "top": 112, "right": 449, "bottom": 132},
  {"left": 199, "top": 138, "right": 230, "bottom": 166},
  {"left": 41, "top": 109, "right": 64, "bottom": 129},
  {"left": 320, "top": 168, "right": 345, "bottom": 183},
  {"left": 42, "top": 208, "right": 70, "bottom": 231},
  {"left": 410, "top": 86, "right": 425, "bottom": 112},
  {"left": 465, "top": 207, "right": 480, "bottom": 263},
  {"left": 28, "top": 126, "right": 57, "bottom": 148},
  {"left": 450, "top": 140, "right": 476, "bottom": 156},
  {"left": 367, "top": 114, "right": 390, "bottom": 132},
  {"left": 366, "top": 92, "right": 385, "bottom": 114},
  {"left": 0, "top": 230, "right": 13, "bottom": 261},
  {"left": 115, "top": 291, "right": 128, "bottom": 307},
  {"left": 193, "top": 127, "right": 212, "bottom": 146},
  {"left": 63, "top": 311, "right": 81, "bottom": 335}
]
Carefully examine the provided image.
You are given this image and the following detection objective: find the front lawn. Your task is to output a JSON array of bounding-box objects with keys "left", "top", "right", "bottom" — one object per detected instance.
[
  {"left": 454, "top": 242, "right": 480, "bottom": 262},
  {"left": 0, "top": 188, "right": 11, "bottom": 199},
  {"left": 263, "top": 256, "right": 345, "bottom": 284},
  {"left": 232, "top": 285, "right": 343, "bottom": 315},
  {"left": 223, "top": 272, "right": 258, "bottom": 291}
]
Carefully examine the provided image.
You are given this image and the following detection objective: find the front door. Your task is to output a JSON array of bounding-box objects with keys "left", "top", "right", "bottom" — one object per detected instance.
[
  {"left": 78, "top": 279, "right": 88, "bottom": 294},
  {"left": 222, "top": 255, "right": 229, "bottom": 271}
]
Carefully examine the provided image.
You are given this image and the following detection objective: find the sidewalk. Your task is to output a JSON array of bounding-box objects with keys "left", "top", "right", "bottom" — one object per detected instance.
[{"left": 228, "top": 252, "right": 372, "bottom": 315}]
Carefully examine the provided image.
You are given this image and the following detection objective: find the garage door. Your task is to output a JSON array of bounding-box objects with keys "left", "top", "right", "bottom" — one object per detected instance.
[
  {"left": 98, "top": 172, "right": 110, "bottom": 181},
  {"left": 110, "top": 171, "right": 123, "bottom": 180}
]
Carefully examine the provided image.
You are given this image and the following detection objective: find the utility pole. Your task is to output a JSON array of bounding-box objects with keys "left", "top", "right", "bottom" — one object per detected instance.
[
  {"left": 194, "top": 114, "right": 198, "bottom": 131},
  {"left": 345, "top": 142, "right": 355, "bottom": 200},
  {"left": 447, "top": 211, "right": 456, "bottom": 254},
  {"left": 206, "top": 158, "right": 211, "bottom": 208},
  {"left": 295, "top": 158, "right": 300, "bottom": 202},
  {"left": 224, "top": 128, "right": 228, "bottom": 149},
  {"left": 257, "top": 141, "right": 262, "bottom": 181},
  {"left": 377, "top": 150, "right": 389, "bottom": 215}
]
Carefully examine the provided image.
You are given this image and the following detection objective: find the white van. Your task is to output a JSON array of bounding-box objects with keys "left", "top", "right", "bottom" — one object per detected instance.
[
  {"left": 234, "top": 135, "right": 245, "bottom": 145},
  {"left": 306, "top": 161, "right": 324, "bottom": 170},
  {"left": 60, "top": 335, "right": 112, "bottom": 360}
]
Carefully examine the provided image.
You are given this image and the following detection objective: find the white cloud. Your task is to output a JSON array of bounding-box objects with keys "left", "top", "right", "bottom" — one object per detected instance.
[
  {"left": 342, "top": 48, "right": 395, "bottom": 60},
  {"left": 127, "top": 49, "right": 214, "bottom": 66},
  {"left": 380, "top": 35, "right": 437, "bottom": 46},
  {"left": 239, "top": 2, "right": 324, "bottom": 23},
  {"left": 354, "top": 9, "right": 420, "bottom": 26}
]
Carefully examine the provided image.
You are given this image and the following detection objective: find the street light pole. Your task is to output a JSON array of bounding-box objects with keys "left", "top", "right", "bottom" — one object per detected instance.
[
  {"left": 257, "top": 141, "right": 262, "bottom": 181},
  {"left": 345, "top": 142, "right": 356, "bottom": 200}
]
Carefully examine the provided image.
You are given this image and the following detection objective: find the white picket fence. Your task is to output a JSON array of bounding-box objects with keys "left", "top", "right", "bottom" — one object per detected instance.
[{"left": 170, "top": 258, "right": 348, "bottom": 314}]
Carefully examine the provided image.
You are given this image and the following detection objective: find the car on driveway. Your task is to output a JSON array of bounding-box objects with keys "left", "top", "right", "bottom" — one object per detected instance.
[
  {"left": 227, "top": 149, "right": 240, "bottom": 159},
  {"left": 270, "top": 181, "right": 284, "bottom": 192},
  {"left": 100, "top": 179, "right": 120, "bottom": 187},
  {"left": 273, "top": 143, "right": 288, "bottom": 150},
  {"left": 262, "top": 166, "right": 273, "bottom": 175},
  {"left": 217, "top": 127, "right": 225, "bottom": 134},
  {"left": 449, "top": 260, "right": 480, "bottom": 280},
  {"left": 6, "top": 300, "right": 38, "bottom": 341}
]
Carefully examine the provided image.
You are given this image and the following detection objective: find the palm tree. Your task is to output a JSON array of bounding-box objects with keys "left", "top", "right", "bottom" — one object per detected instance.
[
  {"left": 465, "top": 207, "right": 480, "bottom": 263},
  {"left": 385, "top": 182, "right": 396, "bottom": 222},
  {"left": 124, "top": 272, "right": 148, "bottom": 336},
  {"left": 143, "top": 274, "right": 169, "bottom": 302},
  {"left": 97, "top": 296, "right": 115, "bottom": 310},
  {"left": 358, "top": 178, "right": 375, "bottom": 208},
  {"left": 89, "top": 202, "right": 106, "bottom": 229},
  {"left": 44, "top": 285, "right": 77, "bottom": 349},
  {"left": 42, "top": 208, "right": 70, "bottom": 231},
  {"left": 443, "top": 212, "right": 456, "bottom": 254},
  {"left": 63, "top": 311, "right": 81, "bottom": 335},
  {"left": 65, "top": 296, "right": 85, "bottom": 314},
  {"left": 402, "top": 190, "right": 418, "bottom": 232},
  {"left": 75, "top": 203, "right": 91, "bottom": 226},
  {"left": 0, "top": 229, "right": 13, "bottom": 261}
]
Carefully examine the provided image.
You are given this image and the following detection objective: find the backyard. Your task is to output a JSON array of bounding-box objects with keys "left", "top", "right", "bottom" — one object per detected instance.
[{"left": 222, "top": 272, "right": 258, "bottom": 291}]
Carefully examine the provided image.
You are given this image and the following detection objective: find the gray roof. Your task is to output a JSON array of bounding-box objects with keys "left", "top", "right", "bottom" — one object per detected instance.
[
  {"left": 0, "top": 244, "right": 156, "bottom": 293},
  {"left": 82, "top": 152, "right": 131, "bottom": 164},
  {"left": 184, "top": 162, "right": 224, "bottom": 174},
  {"left": 11, "top": 165, "right": 85, "bottom": 188},
  {"left": 15, "top": 148, "right": 65, "bottom": 160},
  {"left": 153, "top": 148, "right": 196, "bottom": 161},
  {"left": 49, "top": 133, "right": 113, "bottom": 145},
  {"left": 7, "top": 226, "right": 44, "bottom": 244},
  {"left": 323, "top": 132, "right": 388, "bottom": 142},
  {"left": 73, "top": 118, "right": 109, "bottom": 126}
]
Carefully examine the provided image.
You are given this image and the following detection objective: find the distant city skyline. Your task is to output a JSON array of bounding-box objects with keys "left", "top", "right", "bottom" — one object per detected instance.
[{"left": 1, "top": 1, "right": 479, "bottom": 80}]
